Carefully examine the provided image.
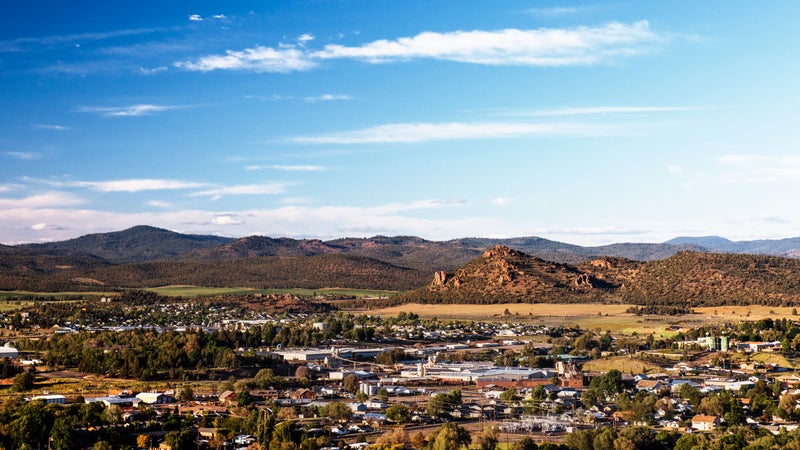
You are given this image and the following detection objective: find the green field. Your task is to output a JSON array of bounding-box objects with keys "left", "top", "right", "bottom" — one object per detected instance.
[{"left": 147, "top": 285, "right": 397, "bottom": 298}]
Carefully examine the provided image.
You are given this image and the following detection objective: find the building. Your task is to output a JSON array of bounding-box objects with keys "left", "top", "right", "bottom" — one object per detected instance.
[
  {"left": 136, "top": 391, "right": 175, "bottom": 405},
  {"left": 692, "top": 414, "right": 720, "bottom": 431},
  {"left": 0, "top": 345, "right": 19, "bottom": 359},
  {"left": 30, "top": 394, "right": 66, "bottom": 405}
]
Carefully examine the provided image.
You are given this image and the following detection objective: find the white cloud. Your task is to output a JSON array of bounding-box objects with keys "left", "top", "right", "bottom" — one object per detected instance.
[
  {"left": 212, "top": 214, "right": 244, "bottom": 225},
  {"left": 298, "top": 33, "right": 315, "bottom": 44},
  {"left": 304, "top": 94, "right": 351, "bottom": 103},
  {"left": 212, "top": 14, "right": 227, "bottom": 20},
  {"left": 139, "top": 66, "right": 168, "bottom": 75},
  {"left": 718, "top": 154, "right": 765, "bottom": 165},
  {"left": 526, "top": 7, "right": 581, "bottom": 16},
  {"left": 147, "top": 200, "right": 172, "bottom": 208},
  {"left": 313, "top": 21, "right": 658, "bottom": 65},
  {"left": 31, "top": 223, "right": 49, "bottom": 231},
  {"left": 289, "top": 121, "right": 619, "bottom": 144},
  {"left": 78, "top": 104, "right": 184, "bottom": 117},
  {"left": 0, "top": 192, "right": 85, "bottom": 208},
  {"left": 3, "top": 151, "right": 41, "bottom": 160},
  {"left": 667, "top": 165, "right": 683, "bottom": 174},
  {"left": 492, "top": 197, "right": 512, "bottom": 206},
  {"left": 175, "top": 46, "right": 316, "bottom": 73},
  {"left": 189, "top": 182, "right": 288, "bottom": 197},
  {"left": 495, "top": 105, "right": 703, "bottom": 117},
  {"left": 189, "top": 14, "right": 204, "bottom": 22},
  {"left": 72, "top": 179, "right": 206, "bottom": 192},
  {"left": 32, "top": 124, "right": 70, "bottom": 131},
  {"left": 245, "top": 165, "right": 326, "bottom": 172},
  {"left": 177, "top": 21, "right": 662, "bottom": 72}
]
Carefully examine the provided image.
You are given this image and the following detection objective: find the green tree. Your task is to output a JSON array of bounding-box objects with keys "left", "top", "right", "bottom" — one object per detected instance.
[
  {"left": 424, "top": 423, "right": 471, "bottom": 450},
  {"left": 322, "top": 401, "right": 352, "bottom": 423},
  {"left": 93, "top": 442, "right": 113, "bottom": 450},
  {"left": 473, "top": 426, "right": 499, "bottom": 450},
  {"left": 11, "top": 369, "right": 35, "bottom": 391},
  {"left": 510, "top": 437, "right": 538, "bottom": 450},
  {"left": 179, "top": 385, "right": 195, "bottom": 402},
  {"left": 386, "top": 403, "right": 411, "bottom": 423}
]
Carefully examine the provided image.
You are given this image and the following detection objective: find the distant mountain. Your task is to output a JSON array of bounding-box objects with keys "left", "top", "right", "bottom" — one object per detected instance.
[
  {"left": 665, "top": 236, "right": 800, "bottom": 258},
  {"left": 20, "top": 225, "right": 233, "bottom": 263}
]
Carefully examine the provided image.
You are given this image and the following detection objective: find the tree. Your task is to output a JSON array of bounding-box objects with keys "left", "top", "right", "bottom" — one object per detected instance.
[
  {"left": 424, "top": 423, "right": 471, "bottom": 450},
  {"left": 137, "top": 434, "right": 151, "bottom": 449},
  {"left": 323, "top": 401, "right": 352, "bottom": 423},
  {"left": 11, "top": 369, "right": 35, "bottom": 391},
  {"left": 510, "top": 437, "right": 537, "bottom": 450},
  {"left": 386, "top": 403, "right": 411, "bottom": 423},
  {"left": 93, "top": 442, "right": 113, "bottom": 450},
  {"left": 295, "top": 365, "right": 312, "bottom": 381},
  {"left": 343, "top": 374, "right": 359, "bottom": 393},
  {"left": 499, "top": 388, "right": 518, "bottom": 402},
  {"left": 473, "top": 426, "right": 498, "bottom": 450},
  {"left": 374, "top": 427, "right": 408, "bottom": 449},
  {"left": 178, "top": 385, "right": 195, "bottom": 402},
  {"left": 164, "top": 430, "right": 195, "bottom": 450}
]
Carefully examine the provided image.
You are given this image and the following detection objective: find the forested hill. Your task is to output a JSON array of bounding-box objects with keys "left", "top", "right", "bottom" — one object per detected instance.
[{"left": 19, "top": 225, "right": 233, "bottom": 263}]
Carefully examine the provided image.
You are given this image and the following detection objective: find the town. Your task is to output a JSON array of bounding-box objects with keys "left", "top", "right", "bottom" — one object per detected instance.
[{"left": 3, "top": 295, "right": 800, "bottom": 450}]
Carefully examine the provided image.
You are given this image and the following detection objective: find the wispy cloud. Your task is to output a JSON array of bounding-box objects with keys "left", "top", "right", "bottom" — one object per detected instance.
[
  {"left": 289, "top": 121, "right": 620, "bottom": 144},
  {"left": 492, "top": 197, "right": 512, "bottom": 206},
  {"left": 0, "top": 27, "right": 164, "bottom": 53},
  {"left": 3, "top": 151, "right": 42, "bottom": 160},
  {"left": 189, "top": 182, "right": 289, "bottom": 198},
  {"left": 138, "top": 66, "right": 168, "bottom": 75},
  {"left": 176, "top": 21, "right": 662, "bottom": 72},
  {"left": 188, "top": 14, "right": 204, "bottom": 22},
  {"left": 304, "top": 94, "right": 351, "bottom": 103},
  {"left": 146, "top": 200, "right": 172, "bottom": 208},
  {"left": 78, "top": 104, "right": 185, "bottom": 117},
  {"left": 26, "top": 178, "right": 206, "bottom": 193},
  {"left": 525, "top": 7, "right": 582, "bottom": 17},
  {"left": 0, "top": 192, "right": 85, "bottom": 208},
  {"left": 245, "top": 165, "right": 327, "bottom": 172},
  {"left": 493, "top": 105, "right": 704, "bottom": 117},
  {"left": 175, "top": 46, "right": 316, "bottom": 73},
  {"left": 32, "top": 124, "right": 70, "bottom": 131}
]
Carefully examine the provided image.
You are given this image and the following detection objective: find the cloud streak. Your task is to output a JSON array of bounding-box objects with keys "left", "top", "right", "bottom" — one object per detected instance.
[
  {"left": 176, "top": 21, "right": 662, "bottom": 73},
  {"left": 245, "top": 165, "right": 327, "bottom": 172},
  {"left": 78, "top": 104, "right": 185, "bottom": 117},
  {"left": 289, "top": 121, "right": 622, "bottom": 144}
]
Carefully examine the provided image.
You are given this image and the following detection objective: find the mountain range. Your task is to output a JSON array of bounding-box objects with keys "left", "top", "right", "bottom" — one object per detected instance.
[{"left": 5, "top": 226, "right": 800, "bottom": 307}]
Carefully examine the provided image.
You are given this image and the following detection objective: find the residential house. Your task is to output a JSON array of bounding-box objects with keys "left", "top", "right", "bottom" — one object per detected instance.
[{"left": 692, "top": 414, "right": 720, "bottom": 431}]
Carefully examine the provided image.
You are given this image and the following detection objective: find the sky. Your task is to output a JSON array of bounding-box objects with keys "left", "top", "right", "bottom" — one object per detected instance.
[{"left": 2, "top": 1, "right": 800, "bottom": 246}]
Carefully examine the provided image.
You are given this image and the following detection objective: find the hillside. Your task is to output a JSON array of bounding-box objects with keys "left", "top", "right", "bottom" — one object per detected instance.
[
  {"left": 0, "top": 254, "right": 426, "bottom": 292},
  {"left": 619, "top": 251, "right": 800, "bottom": 307},
  {"left": 393, "top": 245, "right": 626, "bottom": 304},
  {"left": 20, "top": 225, "right": 233, "bottom": 263}
]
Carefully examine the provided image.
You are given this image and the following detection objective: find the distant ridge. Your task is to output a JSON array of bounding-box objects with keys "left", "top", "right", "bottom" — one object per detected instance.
[
  {"left": 665, "top": 236, "right": 800, "bottom": 258},
  {"left": 20, "top": 225, "right": 233, "bottom": 263}
]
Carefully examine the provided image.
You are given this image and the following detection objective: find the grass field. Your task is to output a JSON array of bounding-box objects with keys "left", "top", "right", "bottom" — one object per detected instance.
[
  {"left": 582, "top": 356, "right": 663, "bottom": 374},
  {"left": 148, "top": 285, "right": 397, "bottom": 298},
  {"left": 356, "top": 302, "right": 800, "bottom": 335}
]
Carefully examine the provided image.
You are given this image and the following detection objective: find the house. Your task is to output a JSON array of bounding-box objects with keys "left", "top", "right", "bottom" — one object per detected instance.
[
  {"left": 291, "top": 388, "right": 316, "bottom": 401},
  {"left": 635, "top": 379, "right": 665, "bottom": 393},
  {"left": 218, "top": 390, "right": 237, "bottom": 405},
  {"left": 691, "top": 414, "right": 720, "bottom": 431}
]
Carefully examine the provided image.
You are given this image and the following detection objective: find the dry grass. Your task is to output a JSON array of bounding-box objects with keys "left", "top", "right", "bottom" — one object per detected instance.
[
  {"left": 582, "top": 356, "right": 663, "bottom": 375},
  {"left": 359, "top": 302, "right": 798, "bottom": 335}
]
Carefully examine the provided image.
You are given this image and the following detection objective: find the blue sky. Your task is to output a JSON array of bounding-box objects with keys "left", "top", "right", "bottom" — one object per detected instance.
[{"left": 2, "top": 1, "right": 800, "bottom": 245}]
